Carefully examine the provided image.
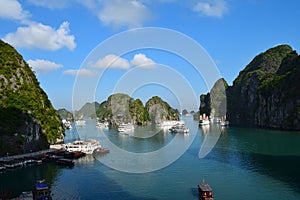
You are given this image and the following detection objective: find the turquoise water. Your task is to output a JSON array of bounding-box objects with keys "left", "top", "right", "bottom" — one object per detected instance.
[{"left": 1, "top": 116, "right": 300, "bottom": 199}]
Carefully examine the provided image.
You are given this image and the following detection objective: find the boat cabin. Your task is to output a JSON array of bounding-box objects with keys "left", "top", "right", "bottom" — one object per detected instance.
[
  {"left": 198, "top": 182, "right": 214, "bottom": 200},
  {"left": 33, "top": 180, "right": 51, "bottom": 200}
]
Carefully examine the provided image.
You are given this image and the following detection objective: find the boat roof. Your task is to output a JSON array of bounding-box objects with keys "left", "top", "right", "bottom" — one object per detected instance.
[
  {"left": 198, "top": 183, "right": 212, "bottom": 192},
  {"left": 36, "top": 182, "right": 49, "bottom": 190}
]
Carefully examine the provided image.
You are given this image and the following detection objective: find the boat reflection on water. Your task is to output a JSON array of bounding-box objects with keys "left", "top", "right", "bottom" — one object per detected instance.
[
  {"left": 75, "top": 154, "right": 97, "bottom": 165},
  {"left": 200, "top": 125, "right": 210, "bottom": 134},
  {"left": 198, "top": 124, "right": 222, "bottom": 159}
]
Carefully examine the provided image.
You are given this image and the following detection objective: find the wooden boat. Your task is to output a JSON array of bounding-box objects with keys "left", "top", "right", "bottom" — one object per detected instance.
[
  {"left": 95, "top": 148, "right": 110, "bottom": 153},
  {"left": 18, "top": 191, "right": 34, "bottom": 199},
  {"left": 33, "top": 180, "right": 51, "bottom": 200},
  {"left": 198, "top": 182, "right": 214, "bottom": 200}
]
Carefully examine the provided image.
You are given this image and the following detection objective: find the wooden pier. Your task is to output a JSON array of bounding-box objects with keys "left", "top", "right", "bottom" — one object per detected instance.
[{"left": 0, "top": 146, "right": 85, "bottom": 171}]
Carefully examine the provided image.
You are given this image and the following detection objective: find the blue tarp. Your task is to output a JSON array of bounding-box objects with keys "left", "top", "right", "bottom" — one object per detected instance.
[{"left": 36, "top": 183, "right": 48, "bottom": 190}]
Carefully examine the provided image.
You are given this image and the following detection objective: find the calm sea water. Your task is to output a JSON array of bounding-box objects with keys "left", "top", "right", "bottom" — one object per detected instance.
[{"left": 1, "top": 116, "right": 300, "bottom": 199}]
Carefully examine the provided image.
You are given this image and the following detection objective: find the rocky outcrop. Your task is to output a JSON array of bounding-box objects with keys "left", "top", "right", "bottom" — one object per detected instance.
[
  {"left": 0, "top": 40, "right": 64, "bottom": 156},
  {"left": 96, "top": 94, "right": 178, "bottom": 125},
  {"left": 199, "top": 78, "right": 228, "bottom": 118},
  {"left": 255, "top": 50, "right": 300, "bottom": 130},
  {"left": 198, "top": 45, "right": 300, "bottom": 130},
  {"left": 226, "top": 44, "right": 300, "bottom": 130},
  {"left": 145, "top": 96, "right": 180, "bottom": 124},
  {"left": 96, "top": 93, "right": 150, "bottom": 125}
]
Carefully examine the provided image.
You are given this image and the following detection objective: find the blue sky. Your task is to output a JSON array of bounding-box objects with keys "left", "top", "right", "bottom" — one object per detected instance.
[{"left": 1, "top": 0, "right": 299, "bottom": 111}]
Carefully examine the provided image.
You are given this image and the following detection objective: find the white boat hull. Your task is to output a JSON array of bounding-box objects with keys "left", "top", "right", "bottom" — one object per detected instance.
[{"left": 63, "top": 140, "right": 101, "bottom": 154}]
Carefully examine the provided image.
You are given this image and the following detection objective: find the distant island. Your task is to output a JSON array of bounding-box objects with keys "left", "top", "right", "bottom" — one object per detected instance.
[
  {"left": 200, "top": 44, "right": 300, "bottom": 131},
  {"left": 74, "top": 94, "right": 180, "bottom": 126}
]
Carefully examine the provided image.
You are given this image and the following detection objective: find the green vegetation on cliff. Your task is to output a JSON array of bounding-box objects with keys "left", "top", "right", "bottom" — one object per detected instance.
[
  {"left": 96, "top": 94, "right": 177, "bottom": 125},
  {"left": 145, "top": 96, "right": 180, "bottom": 123},
  {"left": 0, "top": 40, "right": 64, "bottom": 155},
  {"left": 226, "top": 44, "right": 299, "bottom": 130},
  {"left": 57, "top": 108, "right": 73, "bottom": 120},
  {"left": 96, "top": 93, "right": 150, "bottom": 125},
  {"left": 199, "top": 44, "right": 299, "bottom": 130}
]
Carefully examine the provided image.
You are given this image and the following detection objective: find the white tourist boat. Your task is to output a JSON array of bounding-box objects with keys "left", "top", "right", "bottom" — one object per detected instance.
[
  {"left": 220, "top": 115, "right": 229, "bottom": 126},
  {"left": 158, "top": 120, "right": 185, "bottom": 127},
  {"left": 63, "top": 140, "right": 101, "bottom": 154},
  {"left": 199, "top": 119, "right": 210, "bottom": 126},
  {"left": 220, "top": 120, "right": 229, "bottom": 126},
  {"left": 199, "top": 114, "right": 210, "bottom": 126},
  {"left": 96, "top": 121, "right": 109, "bottom": 129},
  {"left": 118, "top": 123, "right": 134, "bottom": 132},
  {"left": 169, "top": 124, "right": 189, "bottom": 133},
  {"left": 75, "top": 119, "right": 86, "bottom": 126},
  {"left": 65, "top": 120, "right": 72, "bottom": 129}
]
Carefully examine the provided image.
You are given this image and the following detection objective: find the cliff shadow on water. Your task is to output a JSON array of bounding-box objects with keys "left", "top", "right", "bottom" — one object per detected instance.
[
  {"left": 204, "top": 147, "right": 300, "bottom": 193},
  {"left": 0, "top": 107, "right": 48, "bottom": 156}
]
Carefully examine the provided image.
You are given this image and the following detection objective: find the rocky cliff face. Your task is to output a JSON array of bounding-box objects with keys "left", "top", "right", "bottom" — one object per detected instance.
[
  {"left": 227, "top": 45, "right": 300, "bottom": 130},
  {"left": 96, "top": 93, "right": 150, "bottom": 125},
  {"left": 0, "top": 40, "right": 64, "bottom": 156},
  {"left": 199, "top": 78, "right": 228, "bottom": 118},
  {"left": 96, "top": 94, "right": 179, "bottom": 125},
  {"left": 145, "top": 96, "right": 180, "bottom": 124},
  {"left": 255, "top": 50, "right": 300, "bottom": 130}
]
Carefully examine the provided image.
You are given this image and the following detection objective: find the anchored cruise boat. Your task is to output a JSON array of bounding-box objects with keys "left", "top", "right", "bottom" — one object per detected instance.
[
  {"left": 169, "top": 124, "right": 189, "bottom": 133},
  {"left": 96, "top": 121, "right": 109, "bottom": 129},
  {"left": 63, "top": 140, "right": 101, "bottom": 154},
  {"left": 118, "top": 123, "right": 134, "bottom": 132}
]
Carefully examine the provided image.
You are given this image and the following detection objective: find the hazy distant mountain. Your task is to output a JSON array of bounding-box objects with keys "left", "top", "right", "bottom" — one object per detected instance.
[
  {"left": 57, "top": 108, "right": 73, "bottom": 120},
  {"left": 78, "top": 102, "right": 100, "bottom": 118}
]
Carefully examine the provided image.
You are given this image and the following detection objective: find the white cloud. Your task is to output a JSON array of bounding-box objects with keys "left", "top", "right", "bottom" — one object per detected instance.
[
  {"left": 92, "top": 53, "right": 156, "bottom": 70},
  {"left": 193, "top": 0, "right": 228, "bottom": 18},
  {"left": 28, "top": 0, "right": 70, "bottom": 9},
  {"left": 27, "top": 59, "right": 63, "bottom": 74},
  {"left": 3, "top": 21, "right": 76, "bottom": 50},
  {"left": 63, "top": 69, "right": 97, "bottom": 76},
  {"left": 131, "top": 53, "right": 156, "bottom": 68},
  {"left": 93, "top": 54, "right": 130, "bottom": 69},
  {"left": 80, "top": 0, "right": 152, "bottom": 28},
  {"left": 78, "top": 0, "right": 97, "bottom": 10},
  {"left": 0, "top": 0, "right": 29, "bottom": 21}
]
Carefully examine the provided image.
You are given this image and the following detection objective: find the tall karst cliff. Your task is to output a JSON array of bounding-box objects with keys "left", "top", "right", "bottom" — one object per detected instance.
[
  {"left": 0, "top": 40, "right": 64, "bottom": 156},
  {"left": 199, "top": 78, "right": 228, "bottom": 118},
  {"left": 227, "top": 44, "right": 300, "bottom": 130}
]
